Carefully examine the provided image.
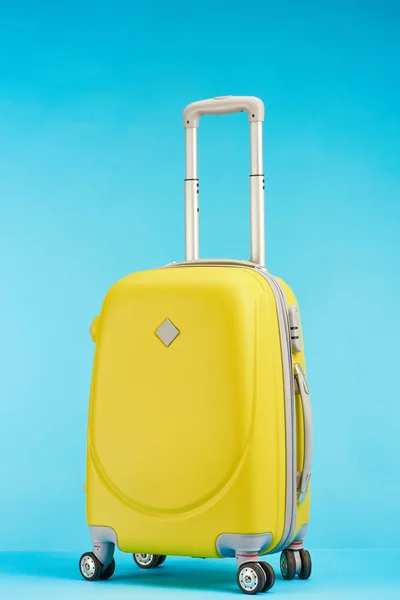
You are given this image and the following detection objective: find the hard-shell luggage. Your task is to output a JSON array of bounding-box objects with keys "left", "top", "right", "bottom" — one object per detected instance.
[{"left": 79, "top": 95, "right": 313, "bottom": 594}]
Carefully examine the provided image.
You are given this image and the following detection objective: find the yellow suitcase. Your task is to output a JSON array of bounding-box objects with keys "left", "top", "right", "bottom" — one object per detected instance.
[{"left": 79, "top": 96, "right": 313, "bottom": 595}]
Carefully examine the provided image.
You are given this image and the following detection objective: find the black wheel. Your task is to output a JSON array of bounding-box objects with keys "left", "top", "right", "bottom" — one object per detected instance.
[
  {"left": 237, "top": 562, "right": 267, "bottom": 595},
  {"left": 79, "top": 552, "right": 103, "bottom": 581},
  {"left": 299, "top": 549, "right": 312, "bottom": 580},
  {"left": 280, "top": 550, "right": 296, "bottom": 580},
  {"left": 100, "top": 558, "right": 115, "bottom": 580},
  {"left": 133, "top": 553, "right": 161, "bottom": 569},
  {"left": 156, "top": 555, "right": 167, "bottom": 566},
  {"left": 259, "top": 562, "right": 275, "bottom": 592}
]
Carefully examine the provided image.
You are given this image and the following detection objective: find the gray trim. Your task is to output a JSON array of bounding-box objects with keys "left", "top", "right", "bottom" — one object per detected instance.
[
  {"left": 92, "top": 541, "right": 115, "bottom": 569},
  {"left": 169, "top": 258, "right": 258, "bottom": 268},
  {"left": 216, "top": 533, "right": 272, "bottom": 558},
  {"left": 259, "top": 272, "right": 296, "bottom": 552},
  {"left": 90, "top": 525, "right": 119, "bottom": 548},
  {"left": 293, "top": 524, "right": 308, "bottom": 543}
]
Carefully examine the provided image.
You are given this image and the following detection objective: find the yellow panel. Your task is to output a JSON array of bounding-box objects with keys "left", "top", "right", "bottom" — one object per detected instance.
[{"left": 86, "top": 266, "right": 292, "bottom": 557}]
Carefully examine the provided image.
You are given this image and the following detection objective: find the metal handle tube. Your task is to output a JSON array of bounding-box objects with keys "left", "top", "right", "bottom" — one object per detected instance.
[
  {"left": 250, "top": 121, "right": 265, "bottom": 266},
  {"left": 184, "top": 127, "right": 199, "bottom": 261},
  {"left": 294, "top": 364, "right": 312, "bottom": 504},
  {"left": 184, "top": 95, "right": 265, "bottom": 266}
]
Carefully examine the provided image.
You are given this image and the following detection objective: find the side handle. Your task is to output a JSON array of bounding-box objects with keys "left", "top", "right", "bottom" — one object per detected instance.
[{"left": 294, "top": 363, "right": 312, "bottom": 504}]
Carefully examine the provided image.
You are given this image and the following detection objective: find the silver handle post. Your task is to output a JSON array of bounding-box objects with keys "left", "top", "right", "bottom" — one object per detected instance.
[
  {"left": 183, "top": 95, "right": 265, "bottom": 266},
  {"left": 249, "top": 121, "right": 265, "bottom": 266},
  {"left": 184, "top": 127, "right": 199, "bottom": 261}
]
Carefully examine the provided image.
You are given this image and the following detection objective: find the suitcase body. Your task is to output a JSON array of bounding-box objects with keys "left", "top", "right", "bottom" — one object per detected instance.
[{"left": 80, "top": 96, "right": 313, "bottom": 594}]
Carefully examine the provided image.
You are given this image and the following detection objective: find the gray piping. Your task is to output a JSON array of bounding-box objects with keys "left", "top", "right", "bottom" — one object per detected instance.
[
  {"left": 257, "top": 270, "right": 296, "bottom": 552},
  {"left": 293, "top": 524, "right": 308, "bottom": 543},
  {"left": 92, "top": 542, "right": 115, "bottom": 569},
  {"left": 164, "top": 260, "right": 297, "bottom": 552},
  {"left": 90, "top": 525, "right": 119, "bottom": 547},
  {"left": 216, "top": 532, "right": 272, "bottom": 558}
]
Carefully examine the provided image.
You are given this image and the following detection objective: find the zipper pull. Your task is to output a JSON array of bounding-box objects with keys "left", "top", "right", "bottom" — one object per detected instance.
[{"left": 294, "top": 363, "right": 309, "bottom": 394}]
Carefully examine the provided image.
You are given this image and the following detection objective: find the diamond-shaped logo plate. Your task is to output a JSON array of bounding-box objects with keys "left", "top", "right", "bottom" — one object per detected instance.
[{"left": 155, "top": 318, "right": 180, "bottom": 347}]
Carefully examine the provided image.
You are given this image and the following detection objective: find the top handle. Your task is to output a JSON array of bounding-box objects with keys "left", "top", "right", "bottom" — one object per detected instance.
[
  {"left": 183, "top": 95, "right": 265, "bottom": 267},
  {"left": 183, "top": 95, "right": 264, "bottom": 127}
]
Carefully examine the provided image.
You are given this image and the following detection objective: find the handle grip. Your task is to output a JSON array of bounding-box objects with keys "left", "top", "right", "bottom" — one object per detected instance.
[
  {"left": 183, "top": 96, "right": 264, "bottom": 128},
  {"left": 294, "top": 364, "right": 312, "bottom": 504}
]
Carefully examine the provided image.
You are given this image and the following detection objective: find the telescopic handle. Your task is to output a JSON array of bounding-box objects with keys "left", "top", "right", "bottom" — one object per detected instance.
[{"left": 183, "top": 96, "right": 265, "bottom": 266}]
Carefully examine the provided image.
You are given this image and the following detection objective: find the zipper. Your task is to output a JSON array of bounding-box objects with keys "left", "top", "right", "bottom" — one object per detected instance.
[{"left": 255, "top": 268, "right": 296, "bottom": 552}]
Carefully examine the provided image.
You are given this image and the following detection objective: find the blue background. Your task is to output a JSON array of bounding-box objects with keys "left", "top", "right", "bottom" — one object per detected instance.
[{"left": 0, "top": 0, "right": 399, "bottom": 573}]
